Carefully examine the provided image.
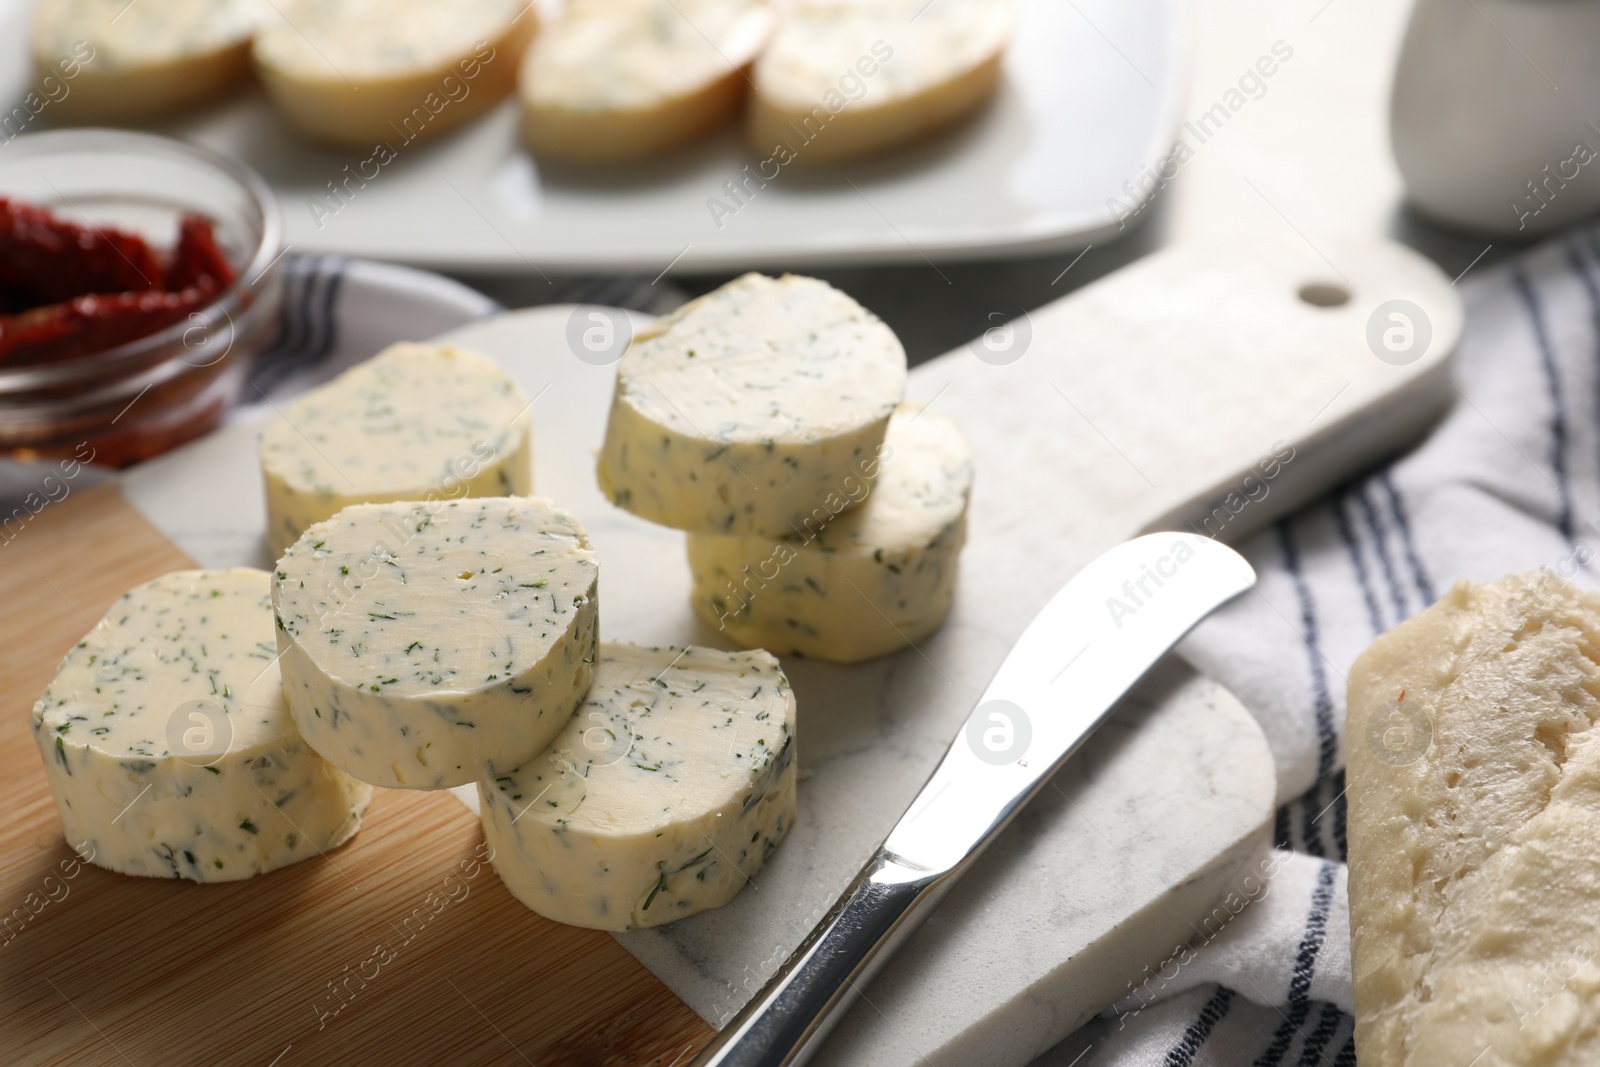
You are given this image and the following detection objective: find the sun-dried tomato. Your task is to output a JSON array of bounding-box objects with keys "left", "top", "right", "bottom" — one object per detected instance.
[
  {"left": 0, "top": 197, "right": 164, "bottom": 305},
  {"left": 0, "top": 287, "right": 219, "bottom": 366},
  {"left": 0, "top": 198, "right": 237, "bottom": 368},
  {"left": 167, "top": 213, "right": 236, "bottom": 293}
]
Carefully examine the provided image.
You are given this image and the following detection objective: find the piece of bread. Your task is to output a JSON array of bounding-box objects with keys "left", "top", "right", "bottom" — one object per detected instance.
[
  {"left": 30, "top": 0, "right": 259, "bottom": 121},
  {"left": 747, "top": 0, "right": 1014, "bottom": 164},
  {"left": 519, "top": 0, "right": 773, "bottom": 163},
  {"left": 1347, "top": 571, "right": 1600, "bottom": 1065},
  {"left": 252, "top": 0, "right": 536, "bottom": 147}
]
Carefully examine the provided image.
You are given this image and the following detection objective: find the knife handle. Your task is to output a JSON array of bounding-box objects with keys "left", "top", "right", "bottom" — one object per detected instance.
[{"left": 689, "top": 847, "right": 952, "bottom": 1067}]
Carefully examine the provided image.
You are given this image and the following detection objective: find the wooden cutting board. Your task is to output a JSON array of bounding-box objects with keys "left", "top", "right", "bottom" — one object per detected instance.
[
  {"left": 0, "top": 486, "right": 712, "bottom": 1066},
  {"left": 0, "top": 238, "right": 1461, "bottom": 1066}
]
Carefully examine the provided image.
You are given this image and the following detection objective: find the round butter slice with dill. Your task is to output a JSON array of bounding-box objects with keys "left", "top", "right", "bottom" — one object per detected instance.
[
  {"left": 748, "top": 0, "right": 1014, "bottom": 164},
  {"left": 520, "top": 0, "right": 775, "bottom": 162},
  {"left": 31, "top": 0, "right": 260, "bottom": 121},
  {"left": 479, "top": 642, "right": 797, "bottom": 930},
  {"left": 31, "top": 568, "right": 372, "bottom": 883},
  {"left": 252, "top": 0, "right": 535, "bottom": 146},
  {"left": 259, "top": 342, "right": 533, "bottom": 561},
  {"left": 597, "top": 272, "right": 906, "bottom": 537},
  {"left": 273, "top": 497, "right": 599, "bottom": 790},
  {"left": 686, "top": 403, "right": 971, "bottom": 663}
]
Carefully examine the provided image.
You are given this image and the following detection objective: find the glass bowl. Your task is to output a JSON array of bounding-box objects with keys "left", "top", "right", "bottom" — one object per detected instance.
[{"left": 0, "top": 129, "right": 283, "bottom": 467}]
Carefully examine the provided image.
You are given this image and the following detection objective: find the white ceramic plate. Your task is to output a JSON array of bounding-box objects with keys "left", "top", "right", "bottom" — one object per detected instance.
[{"left": 0, "top": 0, "right": 1187, "bottom": 272}]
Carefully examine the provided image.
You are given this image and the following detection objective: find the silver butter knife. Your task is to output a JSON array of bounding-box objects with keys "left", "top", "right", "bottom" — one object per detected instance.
[{"left": 691, "top": 532, "right": 1256, "bottom": 1067}]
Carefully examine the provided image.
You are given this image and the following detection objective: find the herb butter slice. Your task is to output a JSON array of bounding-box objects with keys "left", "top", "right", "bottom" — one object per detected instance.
[
  {"left": 31, "top": 568, "right": 372, "bottom": 883},
  {"left": 521, "top": 0, "right": 775, "bottom": 162},
  {"left": 597, "top": 273, "right": 906, "bottom": 537},
  {"left": 259, "top": 342, "right": 534, "bottom": 560},
  {"left": 273, "top": 497, "right": 600, "bottom": 790},
  {"left": 252, "top": 0, "right": 535, "bottom": 146},
  {"left": 479, "top": 642, "right": 797, "bottom": 930},
  {"left": 687, "top": 403, "right": 971, "bottom": 663}
]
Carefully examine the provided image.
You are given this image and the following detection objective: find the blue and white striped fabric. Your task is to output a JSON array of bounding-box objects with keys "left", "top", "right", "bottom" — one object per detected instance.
[
  {"left": 243, "top": 256, "right": 688, "bottom": 406},
  {"left": 1038, "top": 228, "right": 1600, "bottom": 1066}
]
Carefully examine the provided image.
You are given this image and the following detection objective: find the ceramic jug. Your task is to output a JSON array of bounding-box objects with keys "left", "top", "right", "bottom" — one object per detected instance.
[{"left": 1391, "top": 0, "right": 1600, "bottom": 236}]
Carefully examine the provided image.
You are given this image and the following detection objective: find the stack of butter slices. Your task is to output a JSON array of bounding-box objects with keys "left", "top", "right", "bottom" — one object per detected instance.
[
  {"left": 256, "top": 335, "right": 800, "bottom": 928},
  {"left": 32, "top": 331, "right": 801, "bottom": 934},
  {"left": 598, "top": 271, "right": 973, "bottom": 663},
  {"left": 264, "top": 493, "right": 796, "bottom": 928},
  {"left": 31, "top": 272, "right": 974, "bottom": 921}
]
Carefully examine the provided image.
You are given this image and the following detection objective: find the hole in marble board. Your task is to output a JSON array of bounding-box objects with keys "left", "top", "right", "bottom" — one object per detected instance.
[{"left": 1298, "top": 282, "right": 1350, "bottom": 308}]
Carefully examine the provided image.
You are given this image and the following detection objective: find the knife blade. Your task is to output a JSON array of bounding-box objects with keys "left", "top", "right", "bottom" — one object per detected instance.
[{"left": 690, "top": 532, "right": 1256, "bottom": 1067}]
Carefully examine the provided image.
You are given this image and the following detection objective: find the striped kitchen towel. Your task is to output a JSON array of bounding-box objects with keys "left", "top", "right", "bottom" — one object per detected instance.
[
  {"left": 242, "top": 255, "right": 499, "bottom": 400},
  {"left": 1034, "top": 228, "right": 1600, "bottom": 1065},
  {"left": 243, "top": 255, "right": 687, "bottom": 404}
]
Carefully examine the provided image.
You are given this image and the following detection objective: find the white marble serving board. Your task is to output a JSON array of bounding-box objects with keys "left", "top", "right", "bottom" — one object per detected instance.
[{"left": 118, "top": 237, "right": 1461, "bottom": 1066}]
